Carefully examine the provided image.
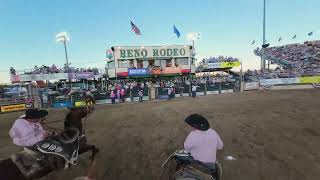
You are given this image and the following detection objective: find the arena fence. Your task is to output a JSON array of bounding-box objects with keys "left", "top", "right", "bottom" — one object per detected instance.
[{"left": 0, "top": 97, "right": 35, "bottom": 113}]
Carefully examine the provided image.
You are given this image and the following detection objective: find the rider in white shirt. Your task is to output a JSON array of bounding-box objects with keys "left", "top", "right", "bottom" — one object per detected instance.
[
  {"left": 184, "top": 114, "right": 223, "bottom": 163},
  {"left": 9, "top": 109, "right": 49, "bottom": 147}
]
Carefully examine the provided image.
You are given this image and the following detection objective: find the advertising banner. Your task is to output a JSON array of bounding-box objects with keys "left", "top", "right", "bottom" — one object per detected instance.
[
  {"left": 75, "top": 101, "right": 87, "bottom": 107},
  {"left": 128, "top": 68, "right": 149, "bottom": 76},
  {"left": 259, "top": 78, "right": 299, "bottom": 86},
  {"left": 161, "top": 67, "right": 182, "bottom": 74},
  {"left": 1, "top": 104, "right": 26, "bottom": 112},
  {"left": 151, "top": 67, "right": 182, "bottom": 75},
  {"left": 299, "top": 76, "right": 320, "bottom": 83},
  {"left": 53, "top": 101, "right": 72, "bottom": 108},
  {"left": 68, "top": 72, "right": 95, "bottom": 79},
  {"left": 206, "top": 62, "right": 240, "bottom": 69},
  {"left": 207, "top": 63, "right": 221, "bottom": 69},
  {"left": 19, "top": 73, "right": 68, "bottom": 81},
  {"left": 244, "top": 82, "right": 259, "bottom": 90},
  {"left": 221, "top": 62, "right": 241, "bottom": 68}
]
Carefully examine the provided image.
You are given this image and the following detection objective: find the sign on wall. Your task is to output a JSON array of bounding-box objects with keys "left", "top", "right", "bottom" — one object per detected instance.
[
  {"left": 128, "top": 68, "right": 149, "bottom": 76},
  {"left": 113, "top": 45, "right": 191, "bottom": 60}
]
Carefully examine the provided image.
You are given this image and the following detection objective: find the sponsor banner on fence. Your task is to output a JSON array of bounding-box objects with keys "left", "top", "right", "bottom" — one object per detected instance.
[
  {"left": 128, "top": 68, "right": 149, "bottom": 76},
  {"left": 1, "top": 104, "right": 26, "bottom": 112},
  {"left": 244, "top": 82, "right": 259, "bottom": 90},
  {"left": 260, "top": 76, "right": 320, "bottom": 86},
  {"left": 68, "top": 72, "right": 95, "bottom": 79},
  {"left": 207, "top": 63, "right": 221, "bottom": 69},
  {"left": 221, "top": 62, "right": 241, "bottom": 68},
  {"left": 75, "top": 101, "right": 87, "bottom": 107},
  {"left": 19, "top": 73, "right": 68, "bottom": 81},
  {"left": 298, "top": 76, "right": 320, "bottom": 83},
  {"left": 206, "top": 62, "right": 241, "bottom": 69},
  {"left": 259, "top": 78, "right": 299, "bottom": 86}
]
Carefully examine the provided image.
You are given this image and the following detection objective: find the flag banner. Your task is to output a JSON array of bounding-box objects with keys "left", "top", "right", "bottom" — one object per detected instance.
[
  {"left": 173, "top": 25, "right": 181, "bottom": 38},
  {"left": 130, "top": 20, "right": 141, "bottom": 35}
]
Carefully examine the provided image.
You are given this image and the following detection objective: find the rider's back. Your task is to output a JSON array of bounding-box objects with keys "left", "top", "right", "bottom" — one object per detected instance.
[
  {"left": 184, "top": 128, "right": 223, "bottom": 163},
  {"left": 9, "top": 116, "right": 46, "bottom": 147}
]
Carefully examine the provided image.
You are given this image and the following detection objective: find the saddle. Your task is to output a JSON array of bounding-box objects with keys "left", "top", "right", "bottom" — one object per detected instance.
[
  {"left": 11, "top": 128, "right": 80, "bottom": 178},
  {"left": 172, "top": 150, "right": 220, "bottom": 180}
]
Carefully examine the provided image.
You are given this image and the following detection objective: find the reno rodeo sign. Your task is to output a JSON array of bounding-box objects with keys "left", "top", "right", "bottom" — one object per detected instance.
[{"left": 112, "top": 45, "right": 192, "bottom": 60}]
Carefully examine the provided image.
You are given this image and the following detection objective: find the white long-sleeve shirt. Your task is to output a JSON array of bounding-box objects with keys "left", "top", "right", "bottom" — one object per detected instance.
[
  {"left": 9, "top": 115, "right": 46, "bottom": 147},
  {"left": 184, "top": 128, "right": 223, "bottom": 163}
]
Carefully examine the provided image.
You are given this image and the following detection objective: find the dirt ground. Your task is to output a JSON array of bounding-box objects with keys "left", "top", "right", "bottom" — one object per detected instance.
[{"left": 1, "top": 89, "right": 320, "bottom": 180}]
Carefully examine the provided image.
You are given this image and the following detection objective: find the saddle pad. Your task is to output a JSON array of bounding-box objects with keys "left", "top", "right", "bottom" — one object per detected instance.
[{"left": 36, "top": 138, "right": 79, "bottom": 165}]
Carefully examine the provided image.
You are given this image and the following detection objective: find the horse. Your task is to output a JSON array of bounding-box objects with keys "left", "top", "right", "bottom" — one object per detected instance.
[{"left": 0, "top": 105, "right": 99, "bottom": 180}]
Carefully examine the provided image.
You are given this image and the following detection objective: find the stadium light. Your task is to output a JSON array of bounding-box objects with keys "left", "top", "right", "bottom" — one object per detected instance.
[
  {"left": 261, "top": 0, "right": 266, "bottom": 71},
  {"left": 56, "top": 32, "right": 70, "bottom": 69}
]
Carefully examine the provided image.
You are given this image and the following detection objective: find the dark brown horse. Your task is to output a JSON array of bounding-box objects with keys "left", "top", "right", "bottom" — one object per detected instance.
[{"left": 0, "top": 105, "right": 99, "bottom": 180}]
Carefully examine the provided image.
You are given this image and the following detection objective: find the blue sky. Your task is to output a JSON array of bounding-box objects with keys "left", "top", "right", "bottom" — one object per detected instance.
[{"left": 1, "top": 0, "right": 320, "bottom": 83}]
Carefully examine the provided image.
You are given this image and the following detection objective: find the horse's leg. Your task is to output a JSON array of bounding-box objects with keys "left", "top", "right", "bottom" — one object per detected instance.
[{"left": 79, "top": 144, "right": 99, "bottom": 160}]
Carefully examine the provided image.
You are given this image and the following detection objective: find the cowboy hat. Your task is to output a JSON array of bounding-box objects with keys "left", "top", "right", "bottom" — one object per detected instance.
[
  {"left": 184, "top": 114, "right": 210, "bottom": 131},
  {"left": 25, "top": 108, "right": 48, "bottom": 119}
]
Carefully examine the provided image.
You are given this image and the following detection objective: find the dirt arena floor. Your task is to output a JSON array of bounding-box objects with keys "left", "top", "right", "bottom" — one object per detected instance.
[{"left": 1, "top": 89, "right": 320, "bottom": 180}]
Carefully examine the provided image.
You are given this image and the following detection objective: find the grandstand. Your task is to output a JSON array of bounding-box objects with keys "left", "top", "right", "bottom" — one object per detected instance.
[{"left": 255, "top": 40, "right": 320, "bottom": 77}]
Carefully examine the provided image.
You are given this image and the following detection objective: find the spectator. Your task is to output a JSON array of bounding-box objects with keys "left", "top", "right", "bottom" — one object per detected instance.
[
  {"left": 10, "top": 67, "right": 16, "bottom": 75},
  {"left": 120, "top": 88, "right": 125, "bottom": 103},
  {"left": 110, "top": 90, "right": 116, "bottom": 104},
  {"left": 138, "top": 90, "right": 143, "bottom": 102},
  {"left": 192, "top": 84, "right": 198, "bottom": 98},
  {"left": 117, "top": 89, "right": 121, "bottom": 103}
]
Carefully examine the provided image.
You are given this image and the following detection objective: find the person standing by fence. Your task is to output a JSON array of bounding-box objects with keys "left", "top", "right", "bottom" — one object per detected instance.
[
  {"left": 138, "top": 90, "right": 143, "bottom": 102},
  {"left": 120, "top": 88, "right": 125, "bottom": 103},
  {"left": 192, "top": 84, "right": 198, "bottom": 98},
  {"left": 179, "top": 85, "right": 184, "bottom": 98},
  {"left": 110, "top": 90, "right": 116, "bottom": 104},
  {"left": 117, "top": 89, "right": 121, "bottom": 103}
]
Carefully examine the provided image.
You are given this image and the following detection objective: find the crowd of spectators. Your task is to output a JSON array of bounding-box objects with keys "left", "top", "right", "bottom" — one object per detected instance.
[
  {"left": 255, "top": 40, "right": 320, "bottom": 76},
  {"left": 10, "top": 64, "right": 100, "bottom": 75},
  {"left": 202, "top": 56, "right": 240, "bottom": 63}
]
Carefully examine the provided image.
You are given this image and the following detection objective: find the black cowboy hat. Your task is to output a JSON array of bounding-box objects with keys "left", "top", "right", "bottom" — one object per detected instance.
[
  {"left": 25, "top": 108, "right": 48, "bottom": 119},
  {"left": 184, "top": 114, "right": 210, "bottom": 131}
]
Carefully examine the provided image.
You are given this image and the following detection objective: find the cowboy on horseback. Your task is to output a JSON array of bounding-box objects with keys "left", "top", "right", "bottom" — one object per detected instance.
[
  {"left": 184, "top": 114, "right": 223, "bottom": 164},
  {"left": 9, "top": 108, "right": 50, "bottom": 176},
  {"left": 9, "top": 109, "right": 49, "bottom": 148}
]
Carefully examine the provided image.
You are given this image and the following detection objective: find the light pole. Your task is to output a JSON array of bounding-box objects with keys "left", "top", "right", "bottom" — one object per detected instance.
[
  {"left": 262, "top": 0, "right": 266, "bottom": 71},
  {"left": 56, "top": 32, "right": 70, "bottom": 69}
]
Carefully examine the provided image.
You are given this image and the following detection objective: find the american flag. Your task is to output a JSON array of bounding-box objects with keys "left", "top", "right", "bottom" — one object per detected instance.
[{"left": 130, "top": 20, "right": 141, "bottom": 35}]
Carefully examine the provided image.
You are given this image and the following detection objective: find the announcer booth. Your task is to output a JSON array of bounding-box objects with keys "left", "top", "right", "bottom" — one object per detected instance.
[
  {"left": 106, "top": 45, "right": 196, "bottom": 78},
  {"left": 106, "top": 45, "right": 196, "bottom": 100}
]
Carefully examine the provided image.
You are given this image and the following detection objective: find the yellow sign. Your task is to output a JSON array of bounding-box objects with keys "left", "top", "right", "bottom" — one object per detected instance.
[
  {"left": 75, "top": 101, "right": 86, "bottom": 107},
  {"left": 221, "top": 62, "right": 241, "bottom": 68},
  {"left": 299, "top": 76, "right": 320, "bottom": 83},
  {"left": 1, "top": 104, "right": 26, "bottom": 112}
]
